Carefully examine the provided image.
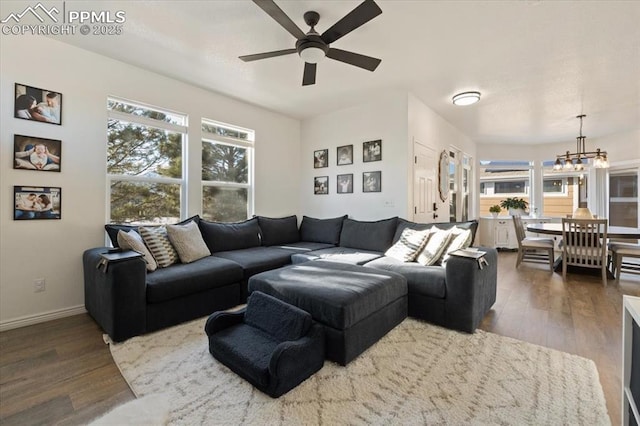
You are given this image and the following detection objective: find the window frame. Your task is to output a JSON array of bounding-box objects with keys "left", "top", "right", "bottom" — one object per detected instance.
[
  {"left": 201, "top": 119, "right": 255, "bottom": 222},
  {"left": 106, "top": 97, "right": 188, "bottom": 225}
]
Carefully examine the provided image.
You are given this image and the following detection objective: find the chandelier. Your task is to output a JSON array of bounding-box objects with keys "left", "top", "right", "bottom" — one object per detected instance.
[{"left": 553, "top": 115, "right": 609, "bottom": 171}]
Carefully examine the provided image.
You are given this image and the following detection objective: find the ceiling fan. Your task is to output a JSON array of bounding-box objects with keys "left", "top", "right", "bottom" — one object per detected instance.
[{"left": 240, "top": 0, "right": 382, "bottom": 86}]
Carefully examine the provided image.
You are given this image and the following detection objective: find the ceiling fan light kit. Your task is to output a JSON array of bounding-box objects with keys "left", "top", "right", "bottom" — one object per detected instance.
[
  {"left": 452, "top": 91, "right": 481, "bottom": 106},
  {"left": 241, "top": 0, "right": 383, "bottom": 86}
]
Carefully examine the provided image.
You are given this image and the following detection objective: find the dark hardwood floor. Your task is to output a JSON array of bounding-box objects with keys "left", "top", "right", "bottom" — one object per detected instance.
[{"left": 1, "top": 251, "right": 638, "bottom": 425}]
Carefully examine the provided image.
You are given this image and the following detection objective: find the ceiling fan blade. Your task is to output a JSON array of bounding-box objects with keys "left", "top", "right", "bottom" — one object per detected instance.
[
  {"left": 302, "top": 63, "right": 317, "bottom": 86},
  {"left": 239, "top": 48, "right": 297, "bottom": 62},
  {"left": 321, "top": 0, "right": 382, "bottom": 45},
  {"left": 253, "top": 0, "right": 305, "bottom": 40},
  {"left": 326, "top": 48, "right": 381, "bottom": 71}
]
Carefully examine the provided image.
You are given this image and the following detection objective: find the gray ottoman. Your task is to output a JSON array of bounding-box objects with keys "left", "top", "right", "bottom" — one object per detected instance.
[{"left": 248, "top": 260, "right": 408, "bottom": 365}]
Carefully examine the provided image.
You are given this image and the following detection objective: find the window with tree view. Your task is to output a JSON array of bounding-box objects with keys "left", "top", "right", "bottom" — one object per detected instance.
[
  {"left": 107, "top": 98, "right": 186, "bottom": 224},
  {"left": 202, "top": 119, "right": 254, "bottom": 222}
]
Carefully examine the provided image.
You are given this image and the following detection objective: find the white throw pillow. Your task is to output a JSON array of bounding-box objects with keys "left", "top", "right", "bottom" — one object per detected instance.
[
  {"left": 416, "top": 227, "right": 452, "bottom": 266},
  {"left": 139, "top": 226, "right": 179, "bottom": 268},
  {"left": 439, "top": 226, "right": 473, "bottom": 265},
  {"left": 385, "top": 228, "right": 431, "bottom": 262},
  {"left": 116, "top": 229, "right": 157, "bottom": 272},
  {"left": 166, "top": 220, "right": 211, "bottom": 264}
]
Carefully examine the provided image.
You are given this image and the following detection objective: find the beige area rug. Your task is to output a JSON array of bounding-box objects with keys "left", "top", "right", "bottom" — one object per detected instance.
[{"left": 108, "top": 317, "right": 610, "bottom": 425}]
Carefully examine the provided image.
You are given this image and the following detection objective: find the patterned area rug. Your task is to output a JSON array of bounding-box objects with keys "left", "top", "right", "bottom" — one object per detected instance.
[{"left": 108, "top": 317, "right": 610, "bottom": 425}]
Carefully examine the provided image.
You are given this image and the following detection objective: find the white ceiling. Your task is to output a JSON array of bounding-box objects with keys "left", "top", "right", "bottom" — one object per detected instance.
[{"left": 49, "top": 0, "right": 640, "bottom": 144}]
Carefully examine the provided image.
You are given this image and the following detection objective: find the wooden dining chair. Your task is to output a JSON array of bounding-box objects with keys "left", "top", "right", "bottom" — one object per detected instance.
[
  {"left": 512, "top": 215, "right": 555, "bottom": 271},
  {"left": 608, "top": 242, "right": 640, "bottom": 282},
  {"left": 561, "top": 218, "right": 609, "bottom": 286}
]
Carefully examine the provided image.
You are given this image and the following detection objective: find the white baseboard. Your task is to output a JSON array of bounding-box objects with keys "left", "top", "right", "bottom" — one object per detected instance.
[{"left": 0, "top": 305, "right": 87, "bottom": 332}]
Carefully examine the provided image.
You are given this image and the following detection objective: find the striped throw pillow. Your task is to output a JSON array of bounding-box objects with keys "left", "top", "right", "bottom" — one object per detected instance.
[
  {"left": 385, "top": 228, "right": 431, "bottom": 262},
  {"left": 139, "top": 226, "right": 179, "bottom": 268},
  {"left": 439, "top": 226, "right": 473, "bottom": 265},
  {"left": 416, "top": 227, "right": 452, "bottom": 266}
]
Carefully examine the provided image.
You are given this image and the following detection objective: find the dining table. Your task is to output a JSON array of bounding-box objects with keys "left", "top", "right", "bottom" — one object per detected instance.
[{"left": 526, "top": 222, "right": 640, "bottom": 276}]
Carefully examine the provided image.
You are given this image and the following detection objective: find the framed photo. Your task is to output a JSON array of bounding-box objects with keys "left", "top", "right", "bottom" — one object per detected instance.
[
  {"left": 13, "top": 135, "right": 61, "bottom": 172},
  {"left": 363, "top": 139, "right": 381, "bottom": 162},
  {"left": 314, "top": 176, "right": 329, "bottom": 195},
  {"left": 337, "top": 145, "right": 353, "bottom": 166},
  {"left": 15, "top": 83, "right": 62, "bottom": 125},
  {"left": 363, "top": 171, "right": 382, "bottom": 193},
  {"left": 314, "top": 149, "right": 328, "bottom": 168},
  {"left": 14, "top": 186, "right": 62, "bottom": 220},
  {"left": 337, "top": 173, "right": 353, "bottom": 194}
]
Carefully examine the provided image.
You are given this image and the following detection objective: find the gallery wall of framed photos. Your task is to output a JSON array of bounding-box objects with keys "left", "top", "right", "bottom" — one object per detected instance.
[
  {"left": 313, "top": 139, "right": 382, "bottom": 195},
  {"left": 11, "top": 83, "right": 64, "bottom": 220}
]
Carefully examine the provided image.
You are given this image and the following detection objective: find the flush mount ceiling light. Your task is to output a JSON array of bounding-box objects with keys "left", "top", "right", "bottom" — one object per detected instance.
[
  {"left": 452, "top": 91, "right": 481, "bottom": 106},
  {"left": 552, "top": 115, "right": 609, "bottom": 172}
]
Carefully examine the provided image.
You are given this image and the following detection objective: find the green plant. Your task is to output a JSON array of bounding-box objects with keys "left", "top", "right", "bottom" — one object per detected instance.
[
  {"left": 500, "top": 197, "right": 528, "bottom": 210},
  {"left": 489, "top": 205, "right": 501, "bottom": 213}
]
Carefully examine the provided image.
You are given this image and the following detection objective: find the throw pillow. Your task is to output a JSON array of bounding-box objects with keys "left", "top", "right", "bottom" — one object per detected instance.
[
  {"left": 116, "top": 229, "right": 158, "bottom": 272},
  {"left": 105, "top": 215, "right": 200, "bottom": 247},
  {"left": 257, "top": 215, "right": 300, "bottom": 246},
  {"left": 166, "top": 220, "right": 211, "bottom": 263},
  {"left": 138, "top": 226, "right": 179, "bottom": 268},
  {"left": 385, "top": 228, "right": 431, "bottom": 262},
  {"left": 439, "top": 226, "right": 473, "bottom": 265},
  {"left": 416, "top": 227, "right": 452, "bottom": 266}
]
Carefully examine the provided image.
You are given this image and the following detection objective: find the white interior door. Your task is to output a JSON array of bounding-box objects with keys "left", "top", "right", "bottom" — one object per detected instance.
[{"left": 413, "top": 142, "right": 437, "bottom": 223}]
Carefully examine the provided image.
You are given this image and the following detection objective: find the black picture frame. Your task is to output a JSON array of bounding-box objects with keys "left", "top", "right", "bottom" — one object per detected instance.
[
  {"left": 13, "top": 135, "right": 61, "bottom": 172},
  {"left": 14, "top": 186, "right": 62, "bottom": 220},
  {"left": 14, "top": 83, "right": 62, "bottom": 125},
  {"left": 337, "top": 145, "right": 353, "bottom": 166},
  {"left": 337, "top": 173, "right": 353, "bottom": 194},
  {"left": 363, "top": 139, "right": 382, "bottom": 162},
  {"left": 314, "top": 149, "right": 328, "bottom": 168},
  {"left": 314, "top": 176, "right": 329, "bottom": 195},
  {"left": 363, "top": 171, "right": 382, "bottom": 193}
]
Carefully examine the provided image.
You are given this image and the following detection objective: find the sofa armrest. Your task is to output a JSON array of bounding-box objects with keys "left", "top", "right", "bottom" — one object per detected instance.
[
  {"left": 83, "top": 247, "right": 147, "bottom": 342},
  {"left": 204, "top": 309, "right": 246, "bottom": 336},
  {"left": 444, "top": 247, "right": 498, "bottom": 332},
  {"left": 267, "top": 323, "right": 325, "bottom": 397}
]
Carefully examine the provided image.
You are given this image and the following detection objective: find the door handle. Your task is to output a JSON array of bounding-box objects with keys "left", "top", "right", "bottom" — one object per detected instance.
[
  {"left": 433, "top": 202, "right": 438, "bottom": 211},
  {"left": 433, "top": 213, "right": 438, "bottom": 219}
]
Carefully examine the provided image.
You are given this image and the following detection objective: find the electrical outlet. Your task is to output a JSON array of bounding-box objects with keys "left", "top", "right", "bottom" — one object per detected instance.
[{"left": 34, "top": 278, "right": 45, "bottom": 293}]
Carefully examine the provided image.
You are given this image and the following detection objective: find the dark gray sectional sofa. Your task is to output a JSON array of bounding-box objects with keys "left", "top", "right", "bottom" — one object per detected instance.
[{"left": 83, "top": 214, "right": 497, "bottom": 343}]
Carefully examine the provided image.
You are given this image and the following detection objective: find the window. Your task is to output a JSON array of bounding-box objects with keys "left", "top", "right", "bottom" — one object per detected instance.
[
  {"left": 479, "top": 160, "right": 531, "bottom": 215},
  {"left": 495, "top": 181, "right": 526, "bottom": 194},
  {"left": 609, "top": 169, "right": 639, "bottom": 227},
  {"left": 543, "top": 179, "right": 564, "bottom": 193},
  {"left": 202, "top": 119, "right": 254, "bottom": 222},
  {"left": 107, "top": 98, "right": 186, "bottom": 224}
]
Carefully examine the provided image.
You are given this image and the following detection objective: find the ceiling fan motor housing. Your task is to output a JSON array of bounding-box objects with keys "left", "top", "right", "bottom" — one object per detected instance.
[{"left": 296, "top": 34, "right": 329, "bottom": 57}]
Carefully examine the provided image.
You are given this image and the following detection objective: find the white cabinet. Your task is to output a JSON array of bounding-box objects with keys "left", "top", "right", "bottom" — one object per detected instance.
[
  {"left": 478, "top": 216, "right": 555, "bottom": 249},
  {"left": 623, "top": 295, "right": 640, "bottom": 426}
]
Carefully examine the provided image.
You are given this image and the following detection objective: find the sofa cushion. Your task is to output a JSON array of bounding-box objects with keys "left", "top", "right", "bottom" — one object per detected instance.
[
  {"left": 245, "top": 291, "right": 312, "bottom": 342},
  {"left": 146, "top": 256, "right": 243, "bottom": 303},
  {"left": 213, "top": 247, "right": 294, "bottom": 278},
  {"left": 166, "top": 220, "right": 211, "bottom": 263},
  {"left": 394, "top": 219, "right": 478, "bottom": 246},
  {"left": 364, "top": 256, "right": 446, "bottom": 299},
  {"left": 290, "top": 247, "right": 383, "bottom": 265},
  {"left": 385, "top": 228, "right": 431, "bottom": 262},
  {"left": 139, "top": 226, "right": 180, "bottom": 268},
  {"left": 105, "top": 215, "right": 200, "bottom": 247},
  {"left": 299, "top": 215, "right": 347, "bottom": 245},
  {"left": 199, "top": 217, "right": 261, "bottom": 253},
  {"left": 116, "top": 229, "right": 157, "bottom": 272},
  {"left": 208, "top": 323, "right": 278, "bottom": 388},
  {"left": 339, "top": 217, "right": 398, "bottom": 252},
  {"left": 257, "top": 215, "right": 300, "bottom": 246}
]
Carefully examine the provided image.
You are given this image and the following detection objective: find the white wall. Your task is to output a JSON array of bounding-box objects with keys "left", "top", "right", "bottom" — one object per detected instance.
[
  {"left": 0, "top": 36, "right": 300, "bottom": 328},
  {"left": 300, "top": 90, "right": 410, "bottom": 220}
]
